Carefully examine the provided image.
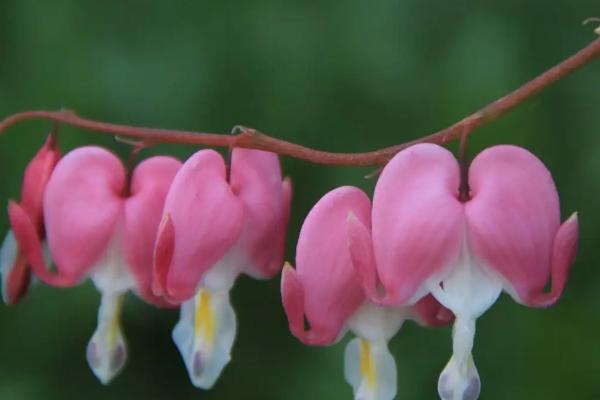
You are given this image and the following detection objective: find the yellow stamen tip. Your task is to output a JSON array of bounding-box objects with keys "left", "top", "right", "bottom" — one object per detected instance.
[
  {"left": 360, "top": 339, "right": 377, "bottom": 389},
  {"left": 194, "top": 289, "right": 215, "bottom": 348}
]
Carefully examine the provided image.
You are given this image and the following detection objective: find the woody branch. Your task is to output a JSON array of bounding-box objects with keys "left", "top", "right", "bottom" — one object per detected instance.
[{"left": 1, "top": 36, "right": 600, "bottom": 167}]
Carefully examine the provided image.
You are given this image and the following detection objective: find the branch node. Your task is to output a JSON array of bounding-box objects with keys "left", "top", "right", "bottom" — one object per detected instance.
[
  {"left": 231, "top": 125, "right": 260, "bottom": 147},
  {"left": 582, "top": 17, "right": 600, "bottom": 35},
  {"left": 230, "top": 125, "right": 246, "bottom": 135}
]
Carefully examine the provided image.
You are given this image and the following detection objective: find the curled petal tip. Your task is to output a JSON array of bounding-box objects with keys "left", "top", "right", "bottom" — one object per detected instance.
[
  {"left": 2, "top": 259, "right": 31, "bottom": 305},
  {"left": 282, "top": 261, "right": 294, "bottom": 274},
  {"left": 1, "top": 230, "right": 32, "bottom": 305},
  {"left": 8, "top": 202, "right": 74, "bottom": 287},
  {"left": 2, "top": 133, "right": 61, "bottom": 303},
  {"left": 280, "top": 264, "right": 337, "bottom": 346},
  {"left": 527, "top": 212, "right": 579, "bottom": 308},
  {"left": 280, "top": 263, "right": 305, "bottom": 338}
]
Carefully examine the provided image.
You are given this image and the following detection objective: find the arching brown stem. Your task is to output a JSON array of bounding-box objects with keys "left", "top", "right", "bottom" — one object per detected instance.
[{"left": 2, "top": 36, "right": 600, "bottom": 166}]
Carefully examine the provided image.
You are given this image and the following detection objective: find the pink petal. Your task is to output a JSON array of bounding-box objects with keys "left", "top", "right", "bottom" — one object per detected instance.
[
  {"left": 371, "top": 144, "right": 464, "bottom": 305},
  {"left": 465, "top": 145, "right": 566, "bottom": 305},
  {"left": 44, "top": 147, "right": 125, "bottom": 285},
  {"left": 346, "top": 211, "right": 379, "bottom": 302},
  {"left": 280, "top": 264, "right": 311, "bottom": 340},
  {"left": 3, "top": 134, "right": 60, "bottom": 303},
  {"left": 282, "top": 186, "right": 369, "bottom": 345},
  {"left": 20, "top": 133, "right": 61, "bottom": 233},
  {"left": 2, "top": 248, "right": 31, "bottom": 304},
  {"left": 9, "top": 201, "right": 72, "bottom": 286},
  {"left": 522, "top": 213, "right": 578, "bottom": 308},
  {"left": 161, "top": 150, "right": 244, "bottom": 303},
  {"left": 229, "top": 149, "right": 291, "bottom": 279},
  {"left": 123, "top": 156, "right": 181, "bottom": 307},
  {"left": 152, "top": 213, "right": 175, "bottom": 301}
]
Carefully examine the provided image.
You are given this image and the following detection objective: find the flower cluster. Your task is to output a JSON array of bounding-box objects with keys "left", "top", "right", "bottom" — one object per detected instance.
[
  {"left": 1, "top": 137, "right": 578, "bottom": 400},
  {"left": 282, "top": 143, "right": 578, "bottom": 400},
  {"left": 1, "top": 137, "right": 290, "bottom": 387}
]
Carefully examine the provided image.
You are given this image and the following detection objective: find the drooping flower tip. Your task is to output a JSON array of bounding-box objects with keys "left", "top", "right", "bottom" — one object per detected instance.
[
  {"left": 438, "top": 354, "right": 480, "bottom": 400},
  {"left": 7, "top": 199, "right": 76, "bottom": 288},
  {"left": 157, "top": 148, "right": 290, "bottom": 389},
  {"left": 525, "top": 210, "right": 579, "bottom": 308},
  {"left": 285, "top": 183, "right": 455, "bottom": 400},
  {"left": 9, "top": 145, "right": 182, "bottom": 384},
  {"left": 1, "top": 133, "right": 61, "bottom": 304},
  {"left": 343, "top": 142, "right": 578, "bottom": 400},
  {"left": 281, "top": 186, "right": 370, "bottom": 346},
  {"left": 280, "top": 262, "right": 309, "bottom": 342},
  {"left": 0, "top": 230, "right": 31, "bottom": 305}
]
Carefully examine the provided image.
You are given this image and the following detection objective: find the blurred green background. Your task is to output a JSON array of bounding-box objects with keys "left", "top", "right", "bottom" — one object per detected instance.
[{"left": 1, "top": 1, "right": 599, "bottom": 399}]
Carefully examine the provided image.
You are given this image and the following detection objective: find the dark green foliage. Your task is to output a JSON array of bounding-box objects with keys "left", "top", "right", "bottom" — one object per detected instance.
[{"left": 0, "top": 1, "right": 598, "bottom": 399}]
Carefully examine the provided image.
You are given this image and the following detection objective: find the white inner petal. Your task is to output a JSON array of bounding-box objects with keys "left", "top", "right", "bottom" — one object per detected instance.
[
  {"left": 437, "top": 318, "right": 481, "bottom": 400},
  {"left": 0, "top": 230, "right": 50, "bottom": 302},
  {"left": 427, "top": 238, "right": 503, "bottom": 320},
  {"left": 427, "top": 237, "right": 501, "bottom": 400},
  {"left": 201, "top": 249, "right": 244, "bottom": 292},
  {"left": 90, "top": 232, "right": 135, "bottom": 294},
  {"left": 87, "top": 290, "right": 127, "bottom": 385},
  {"left": 0, "top": 230, "right": 19, "bottom": 302},
  {"left": 86, "top": 230, "right": 135, "bottom": 385},
  {"left": 346, "top": 302, "right": 408, "bottom": 342},
  {"left": 342, "top": 302, "right": 407, "bottom": 400},
  {"left": 172, "top": 247, "right": 249, "bottom": 389},
  {"left": 0, "top": 230, "right": 18, "bottom": 283},
  {"left": 344, "top": 337, "right": 397, "bottom": 400},
  {"left": 173, "top": 286, "right": 237, "bottom": 389}
]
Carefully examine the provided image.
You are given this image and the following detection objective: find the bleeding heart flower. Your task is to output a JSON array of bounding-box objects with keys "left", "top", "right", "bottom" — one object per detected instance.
[
  {"left": 1, "top": 133, "right": 60, "bottom": 305},
  {"left": 10, "top": 146, "right": 181, "bottom": 384},
  {"left": 153, "top": 148, "right": 291, "bottom": 389},
  {"left": 281, "top": 186, "right": 452, "bottom": 400},
  {"left": 348, "top": 143, "right": 578, "bottom": 400}
]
